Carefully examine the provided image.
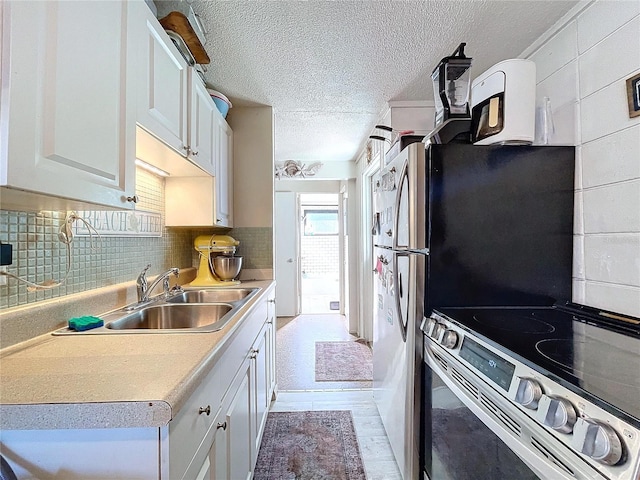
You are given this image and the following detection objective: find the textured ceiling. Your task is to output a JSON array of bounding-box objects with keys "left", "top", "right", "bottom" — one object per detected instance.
[{"left": 155, "top": 0, "right": 578, "bottom": 163}]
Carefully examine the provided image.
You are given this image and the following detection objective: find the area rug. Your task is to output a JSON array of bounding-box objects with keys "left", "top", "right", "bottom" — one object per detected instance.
[
  {"left": 315, "top": 341, "right": 373, "bottom": 381},
  {"left": 254, "top": 410, "right": 366, "bottom": 480}
]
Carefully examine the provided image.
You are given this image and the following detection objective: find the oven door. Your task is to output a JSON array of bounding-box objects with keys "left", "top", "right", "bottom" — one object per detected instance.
[
  {"left": 421, "top": 319, "right": 611, "bottom": 480},
  {"left": 422, "top": 355, "right": 543, "bottom": 479}
]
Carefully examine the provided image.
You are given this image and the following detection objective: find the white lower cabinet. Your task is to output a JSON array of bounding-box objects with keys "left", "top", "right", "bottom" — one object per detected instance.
[
  {"left": 186, "top": 291, "right": 276, "bottom": 480},
  {"left": 226, "top": 359, "right": 255, "bottom": 480},
  {"left": 253, "top": 321, "right": 271, "bottom": 453}
]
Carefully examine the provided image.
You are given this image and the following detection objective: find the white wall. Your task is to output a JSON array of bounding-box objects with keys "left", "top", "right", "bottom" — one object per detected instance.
[
  {"left": 523, "top": 0, "right": 640, "bottom": 316},
  {"left": 227, "top": 107, "right": 274, "bottom": 228},
  {"left": 275, "top": 179, "right": 342, "bottom": 193}
]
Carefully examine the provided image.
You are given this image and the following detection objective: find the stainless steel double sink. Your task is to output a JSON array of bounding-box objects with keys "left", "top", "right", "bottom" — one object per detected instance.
[{"left": 53, "top": 288, "right": 259, "bottom": 335}]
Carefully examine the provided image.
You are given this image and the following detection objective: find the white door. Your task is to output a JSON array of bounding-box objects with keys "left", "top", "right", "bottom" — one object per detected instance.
[{"left": 275, "top": 192, "right": 299, "bottom": 316}]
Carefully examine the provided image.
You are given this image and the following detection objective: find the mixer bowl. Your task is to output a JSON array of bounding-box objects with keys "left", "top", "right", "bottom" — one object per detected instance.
[{"left": 213, "top": 256, "right": 243, "bottom": 281}]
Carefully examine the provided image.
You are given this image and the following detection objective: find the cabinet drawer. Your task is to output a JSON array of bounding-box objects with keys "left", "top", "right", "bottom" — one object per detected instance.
[{"left": 169, "top": 365, "right": 222, "bottom": 480}]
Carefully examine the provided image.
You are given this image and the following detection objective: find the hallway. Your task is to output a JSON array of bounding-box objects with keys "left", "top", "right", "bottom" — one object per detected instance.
[
  {"left": 276, "top": 314, "right": 371, "bottom": 391},
  {"left": 271, "top": 313, "right": 401, "bottom": 480}
]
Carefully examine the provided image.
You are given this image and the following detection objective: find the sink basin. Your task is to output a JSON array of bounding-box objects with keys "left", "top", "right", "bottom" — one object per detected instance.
[
  {"left": 105, "top": 303, "right": 233, "bottom": 331},
  {"left": 52, "top": 286, "right": 261, "bottom": 335},
  {"left": 166, "top": 288, "right": 257, "bottom": 304}
]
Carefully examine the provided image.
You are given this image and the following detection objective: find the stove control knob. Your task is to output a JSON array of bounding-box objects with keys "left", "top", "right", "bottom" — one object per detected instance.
[
  {"left": 572, "top": 418, "right": 624, "bottom": 466},
  {"left": 514, "top": 378, "right": 543, "bottom": 410},
  {"left": 536, "top": 395, "right": 577, "bottom": 433},
  {"left": 441, "top": 330, "right": 459, "bottom": 349},
  {"left": 423, "top": 318, "right": 437, "bottom": 337},
  {"left": 432, "top": 323, "right": 447, "bottom": 342}
]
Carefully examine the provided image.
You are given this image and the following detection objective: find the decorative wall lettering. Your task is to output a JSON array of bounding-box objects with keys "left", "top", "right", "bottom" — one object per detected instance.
[{"left": 72, "top": 210, "right": 162, "bottom": 237}]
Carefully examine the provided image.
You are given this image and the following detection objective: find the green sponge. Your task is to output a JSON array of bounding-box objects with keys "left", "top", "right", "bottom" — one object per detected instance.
[{"left": 68, "top": 316, "right": 104, "bottom": 331}]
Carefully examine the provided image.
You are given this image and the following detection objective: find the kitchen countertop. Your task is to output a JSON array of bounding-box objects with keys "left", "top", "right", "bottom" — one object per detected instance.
[{"left": 0, "top": 280, "right": 275, "bottom": 431}]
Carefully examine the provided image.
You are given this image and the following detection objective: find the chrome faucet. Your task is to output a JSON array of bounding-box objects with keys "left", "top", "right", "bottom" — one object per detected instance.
[{"left": 136, "top": 265, "right": 180, "bottom": 303}]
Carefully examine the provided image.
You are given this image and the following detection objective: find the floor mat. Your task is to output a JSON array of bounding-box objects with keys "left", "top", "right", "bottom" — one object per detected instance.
[
  {"left": 315, "top": 341, "right": 373, "bottom": 381},
  {"left": 254, "top": 410, "right": 366, "bottom": 480}
]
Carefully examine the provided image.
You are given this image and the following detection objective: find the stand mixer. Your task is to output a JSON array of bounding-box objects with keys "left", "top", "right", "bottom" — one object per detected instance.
[{"left": 191, "top": 235, "right": 243, "bottom": 286}]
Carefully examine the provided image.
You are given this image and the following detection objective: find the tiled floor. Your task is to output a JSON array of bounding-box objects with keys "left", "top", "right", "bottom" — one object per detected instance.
[
  {"left": 272, "top": 313, "right": 402, "bottom": 480},
  {"left": 300, "top": 276, "right": 340, "bottom": 314}
]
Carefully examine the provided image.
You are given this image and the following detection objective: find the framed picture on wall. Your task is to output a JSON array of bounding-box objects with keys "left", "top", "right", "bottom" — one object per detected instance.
[{"left": 627, "top": 72, "right": 640, "bottom": 118}]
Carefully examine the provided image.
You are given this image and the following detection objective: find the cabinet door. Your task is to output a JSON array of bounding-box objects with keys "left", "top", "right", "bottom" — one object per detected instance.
[
  {"left": 209, "top": 419, "right": 229, "bottom": 480},
  {"left": 215, "top": 116, "right": 234, "bottom": 227},
  {"left": 188, "top": 71, "right": 216, "bottom": 176},
  {"left": 253, "top": 324, "right": 270, "bottom": 452},
  {"left": 135, "top": 2, "right": 188, "bottom": 155},
  {"left": 267, "top": 297, "right": 277, "bottom": 398},
  {"left": 225, "top": 359, "right": 254, "bottom": 480},
  {"left": 1, "top": 1, "right": 136, "bottom": 209},
  {"left": 183, "top": 411, "right": 228, "bottom": 480}
]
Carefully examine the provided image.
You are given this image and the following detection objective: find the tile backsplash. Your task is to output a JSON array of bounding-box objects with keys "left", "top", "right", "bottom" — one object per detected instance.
[
  {"left": 0, "top": 169, "right": 192, "bottom": 310},
  {"left": 228, "top": 227, "right": 273, "bottom": 270},
  {"left": 1, "top": 169, "right": 274, "bottom": 310}
]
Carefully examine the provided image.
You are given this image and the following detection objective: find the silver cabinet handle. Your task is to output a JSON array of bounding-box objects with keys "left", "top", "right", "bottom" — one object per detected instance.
[
  {"left": 198, "top": 405, "right": 211, "bottom": 416},
  {"left": 217, "top": 421, "right": 227, "bottom": 431},
  {"left": 126, "top": 195, "right": 138, "bottom": 203},
  {"left": 249, "top": 348, "right": 259, "bottom": 359}
]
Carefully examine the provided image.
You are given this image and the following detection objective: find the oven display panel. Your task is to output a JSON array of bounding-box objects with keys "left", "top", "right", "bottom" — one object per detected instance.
[{"left": 460, "top": 337, "right": 515, "bottom": 391}]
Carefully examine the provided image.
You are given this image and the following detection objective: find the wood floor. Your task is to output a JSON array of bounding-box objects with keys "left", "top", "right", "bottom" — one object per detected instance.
[{"left": 272, "top": 314, "right": 402, "bottom": 480}]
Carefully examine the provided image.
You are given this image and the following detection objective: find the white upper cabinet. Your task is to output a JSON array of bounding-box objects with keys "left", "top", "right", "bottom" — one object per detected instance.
[
  {"left": 132, "top": 2, "right": 220, "bottom": 179},
  {"left": 216, "top": 116, "right": 234, "bottom": 227},
  {"left": 163, "top": 113, "right": 233, "bottom": 228},
  {"left": 0, "top": 1, "right": 137, "bottom": 211},
  {"left": 188, "top": 71, "right": 217, "bottom": 176},
  {"left": 133, "top": 2, "right": 189, "bottom": 156}
]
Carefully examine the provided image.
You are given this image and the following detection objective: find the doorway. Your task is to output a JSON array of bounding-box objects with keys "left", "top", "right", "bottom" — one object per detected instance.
[
  {"left": 275, "top": 188, "right": 369, "bottom": 392},
  {"left": 299, "top": 194, "right": 341, "bottom": 314}
]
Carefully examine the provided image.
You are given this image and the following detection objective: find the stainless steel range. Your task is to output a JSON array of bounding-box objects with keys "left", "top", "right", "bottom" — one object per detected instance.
[{"left": 421, "top": 304, "right": 640, "bottom": 480}]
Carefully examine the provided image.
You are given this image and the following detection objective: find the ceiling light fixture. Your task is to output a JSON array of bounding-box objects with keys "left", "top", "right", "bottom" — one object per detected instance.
[
  {"left": 275, "top": 160, "right": 323, "bottom": 179},
  {"left": 135, "top": 159, "right": 170, "bottom": 177}
]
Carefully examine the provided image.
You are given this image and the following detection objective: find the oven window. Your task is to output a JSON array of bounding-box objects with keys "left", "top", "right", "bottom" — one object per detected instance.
[{"left": 423, "top": 366, "right": 541, "bottom": 480}]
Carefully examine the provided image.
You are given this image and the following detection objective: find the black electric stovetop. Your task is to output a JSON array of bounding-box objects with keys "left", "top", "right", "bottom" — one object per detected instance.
[{"left": 435, "top": 303, "right": 640, "bottom": 427}]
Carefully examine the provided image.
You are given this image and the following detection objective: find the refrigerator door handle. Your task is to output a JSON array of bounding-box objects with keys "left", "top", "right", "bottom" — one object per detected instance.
[
  {"left": 393, "top": 252, "right": 409, "bottom": 342},
  {"left": 393, "top": 154, "right": 416, "bottom": 250}
]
